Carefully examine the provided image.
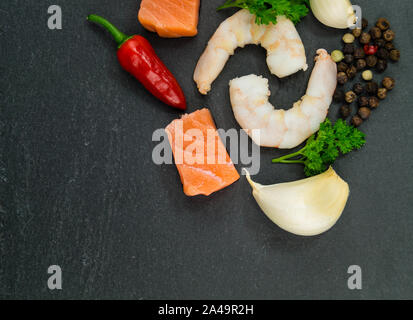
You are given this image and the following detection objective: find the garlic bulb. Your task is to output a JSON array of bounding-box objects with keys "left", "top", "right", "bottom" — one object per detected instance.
[
  {"left": 245, "top": 167, "right": 349, "bottom": 236},
  {"left": 310, "top": 0, "right": 357, "bottom": 29}
]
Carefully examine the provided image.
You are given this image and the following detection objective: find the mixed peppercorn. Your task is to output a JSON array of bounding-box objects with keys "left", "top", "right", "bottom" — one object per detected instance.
[{"left": 331, "top": 17, "right": 400, "bottom": 127}]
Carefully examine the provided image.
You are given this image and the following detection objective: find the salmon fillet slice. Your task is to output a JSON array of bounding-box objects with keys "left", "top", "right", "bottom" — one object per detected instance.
[
  {"left": 165, "top": 108, "right": 240, "bottom": 196},
  {"left": 138, "top": 0, "right": 200, "bottom": 38}
]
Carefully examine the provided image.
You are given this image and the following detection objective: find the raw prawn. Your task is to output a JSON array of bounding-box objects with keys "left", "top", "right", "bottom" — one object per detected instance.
[
  {"left": 229, "top": 49, "right": 337, "bottom": 149},
  {"left": 193, "top": 9, "right": 308, "bottom": 95}
]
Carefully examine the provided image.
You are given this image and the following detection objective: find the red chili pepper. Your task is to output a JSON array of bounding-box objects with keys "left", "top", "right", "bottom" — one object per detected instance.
[
  {"left": 87, "top": 15, "right": 186, "bottom": 110},
  {"left": 364, "top": 44, "right": 378, "bottom": 56}
]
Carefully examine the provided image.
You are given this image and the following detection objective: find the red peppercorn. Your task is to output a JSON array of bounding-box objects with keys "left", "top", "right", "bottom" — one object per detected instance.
[{"left": 364, "top": 44, "right": 378, "bottom": 55}]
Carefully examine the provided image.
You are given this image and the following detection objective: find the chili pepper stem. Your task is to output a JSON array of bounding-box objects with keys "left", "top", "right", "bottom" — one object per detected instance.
[{"left": 87, "top": 14, "right": 130, "bottom": 47}]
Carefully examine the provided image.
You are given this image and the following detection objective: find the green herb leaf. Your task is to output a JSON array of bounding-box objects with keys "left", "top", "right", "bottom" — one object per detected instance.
[
  {"left": 217, "top": 0, "right": 310, "bottom": 25},
  {"left": 272, "top": 118, "right": 366, "bottom": 177}
]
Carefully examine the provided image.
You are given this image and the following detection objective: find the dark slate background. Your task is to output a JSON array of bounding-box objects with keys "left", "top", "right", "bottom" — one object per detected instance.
[{"left": 1, "top": 0, "right": 412, "bottom": 299}]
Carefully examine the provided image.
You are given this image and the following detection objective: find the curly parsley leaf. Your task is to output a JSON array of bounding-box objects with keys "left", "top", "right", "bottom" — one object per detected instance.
[
  {"left": 272, "top": 118, "right": 366, "bottom": 177},
  {"left": 217, "top": 0, "right": 310, "bottom": 25}
]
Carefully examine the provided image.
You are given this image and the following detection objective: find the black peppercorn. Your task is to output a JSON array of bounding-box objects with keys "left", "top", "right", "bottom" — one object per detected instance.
[
  {"left": 389, "top": 49, "right": 400, "bottom": 62},
  {"left": 366, "top": 55, "right": 378, "bottom": 67},
  {"left": 370, "top": 27, "right": 382, "bottom": 39},
  {"left": 376, "top": 59, "right": 387, "bottom": 73},
  {"left": 358, "top": 96, "right": 369, "bottom": 108},
  {"left": 383, "top": 29, "right": 395, "bottom": 42},
  {"left": 359, "top": 32, "right": 371, "bottom": 44},
  {"left": 374, "top": 38, "right": 386, "bottom": 48},
  {"left": 358, "top": 107, "right": 371, "bottom": 120},
  {"left": 346, "top": 65, "right": 357, "bottom": 79},
  {"left": 382, "top": 77, "right": 395, "bottom": 90},
  {"left": 385, "top": 42, "right": 395, "bottom": 51},
  {"left": 352, "top": 115, "right": 363, "bottom": 127},
  {"left": 362, "top": 18, "right": 368, "bottom": 30},
  {"left": 377, "top": 48, "right": 389, "bottom": 60},
  {"left": 369, "top": 96, "right": 380, "bottom": 109},
  {"left": 345, "top": 91, "right": 357, "bottom": 103},
  {"left": 344, "top": 54, "right": 354, "bottom": 65},
  {"left": 376, "top": 18, "right": 390, "bottom": 31},
  {"left": 337, "top": 72, "right": 348, "bottom": 85},
  {"left": 352, "top": 28, "right": 362, "bottom": 38},
  {"left": 337, "top": 61, "right": 348, "bottom": 72},
  {"left": 340, "top": 105, "right": 351, "bottom": 118},
  {"left": 333, "top": 89, "right": 345, "bottom": 103},
  {"left": 365, "top": 81, "right": 379, "bottom": 95},
  {"left": 356, "top": 59, "right": 367, "bottom": 70},
  {"left": 354, "top": 47, "right": 365, "bottom": 59},
  {"left": 353, "top": 83, "right": 364, "bottom": 95},
  {"left": 377, "top": 88, "right": 387, "bottom": 100},
  {"left": 343, "top": 43, "right": 355, "bottom": 55}
]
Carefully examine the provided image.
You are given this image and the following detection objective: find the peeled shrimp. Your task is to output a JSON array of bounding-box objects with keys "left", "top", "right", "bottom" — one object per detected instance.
[
  {"left": 194, "top": 9, "right": 308, "bottom": 95},
  {"left": 229, "top": 49, "right": 337, "bottom": 149}
]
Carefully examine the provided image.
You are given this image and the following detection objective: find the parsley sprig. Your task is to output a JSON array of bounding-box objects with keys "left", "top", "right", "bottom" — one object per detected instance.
[
  {"left": 272, "top": 119, "right": 366, "bottom": 177},
  {"left": 217, "top": 0, "right": 310, "bottom": 25}
]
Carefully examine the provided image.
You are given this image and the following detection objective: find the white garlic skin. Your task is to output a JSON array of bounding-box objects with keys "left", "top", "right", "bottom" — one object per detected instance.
[
  {"left": 310, "top": 0, "right": 357, "bottom": 29},
  {"left": 245, "top": 167, "right": 350, "bottom": 236}
]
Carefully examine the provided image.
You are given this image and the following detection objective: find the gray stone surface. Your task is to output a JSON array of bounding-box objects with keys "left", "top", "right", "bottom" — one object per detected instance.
[{"left": 1, "top": 0, "right": 412, "bottom": 299}]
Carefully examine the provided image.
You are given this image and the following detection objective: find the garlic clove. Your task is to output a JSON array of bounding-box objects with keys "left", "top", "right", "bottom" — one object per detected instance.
[
  {"left": 244, "top": 167, "right": 350, "bottom": 236},
  {"left": 310, "top": 0, "right": 357, "bottom": 29}
]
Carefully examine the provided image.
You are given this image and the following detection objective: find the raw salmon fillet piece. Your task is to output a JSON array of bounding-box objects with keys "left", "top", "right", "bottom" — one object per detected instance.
[
  {"left": 138, "top": 0, "right": 200, "bottom": 38},
  {"left": 165, "top": 108, "right": 240, "bottom": 196}
]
